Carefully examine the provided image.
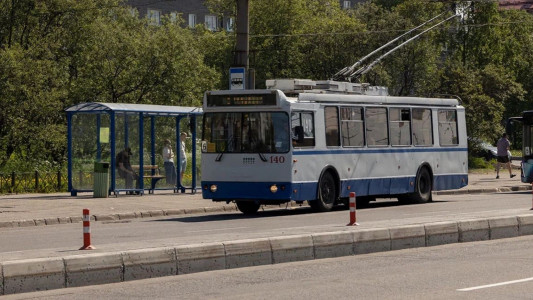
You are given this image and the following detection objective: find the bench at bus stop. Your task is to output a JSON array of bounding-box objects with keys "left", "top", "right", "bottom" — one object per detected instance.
[{"left": 132, "top": 165, "right": 165, "bottom": 193}]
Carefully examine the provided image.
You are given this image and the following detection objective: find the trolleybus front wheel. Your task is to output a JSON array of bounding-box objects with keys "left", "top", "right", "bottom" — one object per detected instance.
[
  {"left": 309, "top": 172, "right": 337, "bottom": 212},
  {"left": 236, "top": 200, "right": 261, "bottom": 215}
]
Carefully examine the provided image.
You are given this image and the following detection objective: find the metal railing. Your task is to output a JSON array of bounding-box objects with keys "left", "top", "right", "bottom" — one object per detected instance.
[{"left": 0, "top": 171, "right": 67, "bottom": 194}]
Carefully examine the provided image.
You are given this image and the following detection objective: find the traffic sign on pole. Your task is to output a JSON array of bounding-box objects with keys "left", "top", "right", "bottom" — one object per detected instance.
[{"left": 230, "top": 67, "right": 246, "bottom": 90}]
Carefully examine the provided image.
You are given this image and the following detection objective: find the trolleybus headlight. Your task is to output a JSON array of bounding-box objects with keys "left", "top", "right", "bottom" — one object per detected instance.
[
  {"left": 210, "top": 185, "right": 218, "bottom": 193},
  {"left": 270, "top": 184, "right": 278, "bottom": 193}
]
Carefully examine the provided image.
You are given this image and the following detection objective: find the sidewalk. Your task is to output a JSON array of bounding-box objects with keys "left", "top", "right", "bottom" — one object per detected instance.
[{"left": 0, "top": 172, "right": 530, "bottom": 228}]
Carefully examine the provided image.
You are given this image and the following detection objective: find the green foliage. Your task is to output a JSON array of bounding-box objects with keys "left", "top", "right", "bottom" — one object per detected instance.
[
  {"left": 0, "top": 0, "right": 219, "bottom": 172},
  {"left": 249, "top": 0, "right": 367, "bottom": 86},
  {"left": 468, "top": 156, "right": 494, "bottom": 170}
]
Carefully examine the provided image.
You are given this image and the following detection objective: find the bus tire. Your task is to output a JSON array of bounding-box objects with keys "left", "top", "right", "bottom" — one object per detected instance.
[
  {"left": 399, "top": 167, "right": 432, "bottom": 204},
  {"left": 236, "top": 201, "right": 260, "bottom": 215},
  {"left": 310, "top": 172, "right": 337, "bottom": 212}
]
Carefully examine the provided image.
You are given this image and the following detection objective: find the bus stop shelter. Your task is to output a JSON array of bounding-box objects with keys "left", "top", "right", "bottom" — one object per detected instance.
[{"left": 66, "top": 102, "right": 202, "bottom": 196}]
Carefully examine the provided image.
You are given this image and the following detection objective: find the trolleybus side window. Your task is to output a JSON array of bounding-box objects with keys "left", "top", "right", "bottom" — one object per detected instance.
[
  {"left": 366, "top": 107, "right": 388, "bottom": 146},
  {"left": 438, "top": 110, "right": 459, "bottom": 146},
  {"left": 291, "top": 111, "right": 315, "bottom": 147},
  {"left": 325, "top": 106, "right": 340, "bottom": 147},
  {"left": 340, "top": 107, "right": 364, "bottom": 147},
  {"left": 389, "top": 108, "right": 411, "bottom": 146},
  {"left": 412, "top": 108, "right": 433, "bottom": 146}
]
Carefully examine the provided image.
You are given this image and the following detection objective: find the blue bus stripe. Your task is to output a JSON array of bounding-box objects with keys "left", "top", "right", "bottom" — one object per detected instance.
[{"left": 202, "top": 174, "right": 468, "bottom": 202}]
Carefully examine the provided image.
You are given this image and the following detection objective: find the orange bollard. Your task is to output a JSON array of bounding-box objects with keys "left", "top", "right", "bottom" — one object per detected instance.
[
  {"left": 79, "top": 209, "right": 95, "bottom": 250},
  {"left": 347, "top": 192, "right": 359, "bottom": 226}
]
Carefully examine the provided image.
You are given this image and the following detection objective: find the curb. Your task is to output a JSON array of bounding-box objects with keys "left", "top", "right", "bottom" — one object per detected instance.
[
  {"left": 0, "top": 205, "right": 237, "bottom": 229},
  {"left": 433, "top": 184, "right": 531, "bottom": 196},
  {"left": 0, "top": 202, "right": 310, "bottom": 229},
  {"left": 1, "top": 185, "right": 531, "bottom": 229},
  {"left": 2, "top": 214, "right": 533, "bottom": 295}
]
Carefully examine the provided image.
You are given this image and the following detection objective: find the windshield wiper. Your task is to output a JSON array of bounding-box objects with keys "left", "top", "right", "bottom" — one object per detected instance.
[
  {"left": 258, "top": 153, "right": 267, "bottom": 162},
  {"left": 215, "top": 153, "right": 224, "bottom": 162}
]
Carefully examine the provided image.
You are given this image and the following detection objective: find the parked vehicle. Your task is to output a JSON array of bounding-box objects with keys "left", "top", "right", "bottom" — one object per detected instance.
[{"left": 469, "top": 138, "right": 510, "bottom": 161}]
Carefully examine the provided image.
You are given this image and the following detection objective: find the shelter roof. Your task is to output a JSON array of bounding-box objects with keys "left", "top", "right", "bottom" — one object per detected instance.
[{"left": 66, "top": 102, "right": 202, "bottom": 116}]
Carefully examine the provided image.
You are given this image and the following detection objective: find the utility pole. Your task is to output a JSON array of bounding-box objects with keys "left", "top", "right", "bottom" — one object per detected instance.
[{"left": 232, "top": 0, "right": 254, "bottom": 89}]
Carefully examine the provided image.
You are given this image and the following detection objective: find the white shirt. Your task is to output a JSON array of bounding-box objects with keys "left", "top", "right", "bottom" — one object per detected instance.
[
  {"left": 162, "top": 146, "right": 174, "bottom": 163},
  {"left": 180, "top": 141, "right": 186, "bottom": 161}
]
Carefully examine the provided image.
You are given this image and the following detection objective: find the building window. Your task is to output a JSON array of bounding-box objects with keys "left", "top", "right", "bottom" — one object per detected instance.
[
  {"left": 343, "top": 1, "right": 352, "bottom": 9},
  {"left": 226, "top": 17, "right": 234, "bottom": 32},
  {"left": 189, "top": 14, "right": 196, "bottom": 27},
  {"left": 170, "top": 12, "right": 178, "bottom": 23},
  {"left": 205, "top": 15, "right": 218, "bottom": 31},
  {"left": 147, "top": 9, "right": 161, "bottom": 25}
]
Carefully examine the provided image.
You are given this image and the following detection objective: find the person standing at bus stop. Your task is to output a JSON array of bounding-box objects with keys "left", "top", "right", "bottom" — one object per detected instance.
[
  {"left": 496, "top": 133, "right": 516, "bottom": 179},
  {"left": 179, "top": 132, "right": 188, "bottom": 185},
  {"left": 162, "top": 139, "right": 176, "bottom": 185}
]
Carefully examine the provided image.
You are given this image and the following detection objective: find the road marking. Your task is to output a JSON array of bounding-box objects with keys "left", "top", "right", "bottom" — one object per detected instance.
[
  {"left": 186, "top": 226, "right": 249, "bottom": 233},
  {"left": 457, "top": 277, "right": 533, "bottom": 291}
]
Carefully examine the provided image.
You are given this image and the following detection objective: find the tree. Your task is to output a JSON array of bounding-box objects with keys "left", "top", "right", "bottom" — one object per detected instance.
[{"left": 0, "top": 0, "right": 219, "bottom": 171}]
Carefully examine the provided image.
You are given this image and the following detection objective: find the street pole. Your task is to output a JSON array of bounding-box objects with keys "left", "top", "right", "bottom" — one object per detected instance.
[{"left": 234, "top": 0, "right": 254, "bottom": 89}]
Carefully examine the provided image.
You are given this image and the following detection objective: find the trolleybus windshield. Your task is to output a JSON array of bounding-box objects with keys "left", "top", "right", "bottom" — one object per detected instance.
[{"left": 202, "top": 112, "right": 290, "bottom": 153}]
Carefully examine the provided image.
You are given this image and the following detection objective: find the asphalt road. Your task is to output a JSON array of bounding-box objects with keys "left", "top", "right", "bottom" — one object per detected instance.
[
  {"left": 1, "top": 191, "right": 532, "bottom": 262},
  {"left": 4, "top": 235, "right": 533, "bottom": 300}
]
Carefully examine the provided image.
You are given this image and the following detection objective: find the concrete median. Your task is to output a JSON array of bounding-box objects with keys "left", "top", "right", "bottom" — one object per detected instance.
[
  {"left": 489, "top": 216, "right": 519, "bottom": 239},
  {"left": 176, "top": 242, "right": 225, "bottom": 274},
  {"left": 64, "top": 252, "right": 123, "bottom": 287},
  {"left": 312, "top": 231, "right": 354, "bottom": 259},
  {"left": 224, "top": 238, "right": 272, "bottom": 269},
  {"left": 270, "top": 234, "right": 314, "bottom": 264},
  {"left": 390, "top": 225, "right": 426, "bottom": 250},
  {"left": 458, "top": 219, "right": 490, "bottom": 242},
  {"left": 518, "top": 214, "right": 533, "bottom": 235},
  {"left": 5, "top": 214, "right": 533, "bottom": 295},
  {"left": 122, "top": 247, "right": 177, "bottom": 281},
  {"left": 425, "top": 221, "right": 459, "bottom": 247},
  {"left": 1, "top": 257, "right": 65, "bottom": 294},
  {"left": 353, "top": 228, "right": 391, "bottom": 254}
]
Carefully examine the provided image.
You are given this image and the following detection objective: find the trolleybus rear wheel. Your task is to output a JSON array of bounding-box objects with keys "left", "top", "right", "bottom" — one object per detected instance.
[
  {"left": 236, "top": 200, "right": 261, "bottom": 215},
  {"left": 398, "top": 167, "right": 432, "bottom": 204},
  {"left": 310, "top": 172, "right": 336, "bottom": 212}
]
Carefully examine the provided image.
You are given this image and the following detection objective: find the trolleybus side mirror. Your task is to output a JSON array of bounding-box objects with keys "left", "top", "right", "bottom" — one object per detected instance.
[{"left": 294, "top": 126, "right": 304, "bottom": 144}]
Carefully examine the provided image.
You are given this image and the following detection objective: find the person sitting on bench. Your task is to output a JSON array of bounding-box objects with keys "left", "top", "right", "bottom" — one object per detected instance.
[{"left": 116, "top": 147, "right": 139, "bottom": 192}]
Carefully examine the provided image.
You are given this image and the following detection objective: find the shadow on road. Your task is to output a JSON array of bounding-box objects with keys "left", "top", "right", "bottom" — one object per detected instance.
[{"left": 150, "top": 198, "right": 436, "bottom": 223}]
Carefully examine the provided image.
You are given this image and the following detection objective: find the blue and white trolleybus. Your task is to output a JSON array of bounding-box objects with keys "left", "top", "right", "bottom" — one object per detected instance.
[{"left": 201, "top": 79, "right": 468, "bottom": 214}]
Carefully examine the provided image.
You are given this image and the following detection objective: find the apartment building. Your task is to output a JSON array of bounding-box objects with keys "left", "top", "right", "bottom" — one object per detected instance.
[
  {"left": 499, "top": 0, "right": 533, "bottom": 12},
  {"left": 124, "top": 0, "right": 532, "bottom": 30},
  {"left": 125, "top": 0, "right": 365, "bottom": 30},
  {"left": 125, "top": 0, "right": 234, "bottom": 30}
]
